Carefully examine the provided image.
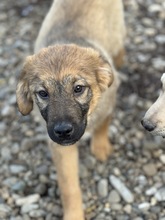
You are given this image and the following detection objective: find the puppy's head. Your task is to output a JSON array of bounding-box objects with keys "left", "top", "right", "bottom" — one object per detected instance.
[
  {"left": 16, "top": 45, "right": 114, "bottom": 145},
  {"left": 141, "top": 73, "right": 165, "bottom": 137}
]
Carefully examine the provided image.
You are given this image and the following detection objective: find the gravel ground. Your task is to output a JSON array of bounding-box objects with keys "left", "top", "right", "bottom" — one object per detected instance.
[{"left": 0, "top": 0, "right": 165, "bottom": 219}]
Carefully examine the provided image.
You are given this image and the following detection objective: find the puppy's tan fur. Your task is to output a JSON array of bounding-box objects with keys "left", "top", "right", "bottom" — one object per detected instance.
[{"left": 16, "top": 0, "right": 126, "bottom": 219}]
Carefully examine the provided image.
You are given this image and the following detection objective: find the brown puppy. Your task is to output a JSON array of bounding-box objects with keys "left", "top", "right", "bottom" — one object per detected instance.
[{"left": 16, "top": 0, "right": 126, "bottom": 219}]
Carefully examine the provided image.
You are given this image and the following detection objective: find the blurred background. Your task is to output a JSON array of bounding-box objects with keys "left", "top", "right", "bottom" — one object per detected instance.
[{"left": 0, "top": 0, "right": 165, "bottom": 219}]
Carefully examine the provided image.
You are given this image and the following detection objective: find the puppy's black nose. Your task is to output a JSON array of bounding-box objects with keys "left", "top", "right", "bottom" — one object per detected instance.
[
  {"left": 54, "top": 122, "right": 74, "bottom": 138},
  {"left": 141, "top": 119, "right": 156, "bottom": 132}
]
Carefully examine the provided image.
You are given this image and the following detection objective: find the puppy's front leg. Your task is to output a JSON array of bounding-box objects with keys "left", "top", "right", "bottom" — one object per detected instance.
[
  {"left": 49, "top": 142, "right": 84, "bottom": 220},
  {"left": 91, "top": 116, "right": 113, "bottom": 161}
]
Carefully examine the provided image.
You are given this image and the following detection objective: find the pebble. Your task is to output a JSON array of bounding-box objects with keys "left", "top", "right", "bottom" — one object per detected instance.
[
  {"left": 160, "top": 155, "right": 165, "bottom": 164},
  {"left": 29, "top": 209, "right": 46, "bottom": 218},
  {"left": 111, "top": 203, "right": 122, "bottom": 211},
  {"left": 109, "top": 175, "right": 134, "bottom": 203},
  {"left": 3, "top": 177, "right": 18, "bottom": 187},
  {"left": 143, "top": 163, "right": 157, "bottom": 177},
  {"left": 155, "top": 35, "right": 165, "bottom": 44},
  {"left": 85, "top": 156, "right": 96, "bottom": 170},
  {"left": 1, "top": 104, "right": 15, "bottom": 117},
  {"left": 16, "top": 194, "right": 40, "bottom": 206},
  {"left": 35, "top": 164, "right": 49, "bottom": 175},
  {"left": 0, "top": 204, "right": 11, "bottom": 216},
  {"left": 149, "top": 4, "right": 162, "bottom": 13},
  {"left": 152, "top": 58, "right": 165, "bottom": 71},
  {"left": 35, "top": 183, "right": 47, "bottom": 196},
  {"left": 116, "top": 215, "right": 129, "bottom": 220},
  {"left": 108, "top": 190, "right": 121, "bottom": 203},
  {"left": 79, "top": 164, "right": 89, "bottom": 178},
  {"left": 155, "top": 187, "right": 165, "bottom": 201},
  {"left": 138, "top": 202, "right": 150, "bottom": 211},
  {"left": 97, "top": 179, "right": 108, "bottom": 198},
  {"left": 21, "top": 204, "right": 39, "bottom": 214},
  {"left": 123, "top": 204, "right": 132, "bottom": 214},
  {"left": 11, "top": 180, "right": 26, "bottom": 192},
  {"left": 145, "top": 186, "right": 157, "bottom": 196},
  {"left": 52, "top": 204, "right": 62, "bottom": 216},
  {"left": 133, "top": 218, "right": 143, "bottom": 220},
  {"left": 9, "top": 164, "right": 27, "bottom": 174},
  {"left": 1, "top": 147, "right": 12, "bottom": 161}
]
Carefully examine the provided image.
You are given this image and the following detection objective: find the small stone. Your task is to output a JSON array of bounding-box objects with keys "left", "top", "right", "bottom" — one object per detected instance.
[
  {"left": 96, "top": 213, "right": 109, "bottom": 220},
  {"left": 0, "top": 204, "right": 11, "bottom": 215},
  {"left": 16, "top": 194, "right": 40, "bottom": 206},
  {"left": 111, "top": 203, "right": 122, "bottom": 210},
  {"left": 0, "top": 58, "right": 8, "bottom": 67},
  {"left": 3, "top": 177, "right": 18, "bottom": 187},
  {"left": 152, "top": 58, "right": 165, "bottom": 71},
  {"left": 79, "top": 164, "right": 89, "bottom": 178},
  {"left": 137, "top": 54, "right": 150, "bottom": 63},
  {"left": 137, "top": 175, "right": 147, "bottom": 186},
  {"left": 150, "top": 205, "right": 161, "bottom": 214},
  {"left": 11, "top": 143, "right": 20, "bottom": 154},
  {"left": 29, "top": 209, "right": 46, "bottom": 218},
  {"left": 143, "top": 163, "right": 157, "bottom": 177},
  {"left": 21, "top": 204, "right": 39, "bottom": 214},
  {"left": 36, "top": 164, "right": 49, "bottom": 175},
  {"left": 48, "top": 187, "right": 56, "bottom": 198},
  {"left": 8, "top": 94, "right": 16, "bottom": 104},
  {"left": 35, "top": 183, "right": 47, "bottom": 196},
  {"left": 85, "top": 156, "right": 96, "bottom": 170},
  {"left": 123, "top": 204, "right": 132, "bottom": 214},
  {"left": 145, "top": 186, "right": 157, "bottom": 196},
  {"left": 1, "top": 105, "right": 15, "bottom": 117},
  {"left": 128, "top": 93, "right": 138, "bottom": 106},
  {"left": 52, "top": 204, "right": 62, "bottom": 216},
  {"left": 133, "top": 218, "right": 143, "bottom": 220},
  {"left": 9, "top": 164, "right": 27, "bottom": 174},
  {"left": 116, "top": 215, "right": 129, "bottom": 220},
  {"left": 109, "top": 175, "right": 134, "bottom": 203},
  {"left": 113, "top": 167, "right": 121, "bottom": 176},
  {"left": 104, "top": 206, "right": 111, "bottom": 213},
  {"left": 150, "top": 197, "right": 157, "bottom": 206},
  {"left": 108, "top": 190, "right": 121, "bottom": 203},
  {"left": 145, "top": 28, "right": 156, "bottom": 36},
  {"left": 142, "top": 18, "right": 153, "bottom": 27},
  {"left": 155, "top": 187, "right": 165, "bottom": 201},
  {"left": 1, "top": 147, "right": 12, "bottom": 161},
  {"left": 0, "top": 122, "right": 6, "bottom": 135},
  {"left": 97, "top": 179, "right": 108, "bottom": 198},
  {"left": 155, "top": 35, "right": 165, "bottom": 44},
  {"left": 11, "top": 181, "right": 26, "bottom": 192},
  {"left": 138, "top": 202, "right": 150, "bottom": 211},
  {"left": 10, "top": 217, "right": 23, "bottom": 220},
  {"left": 160, "top": 155, "right": 165, "bottom": 164},
  {"left": 149, "top": 4, "right": 162, "bottom": 13}
]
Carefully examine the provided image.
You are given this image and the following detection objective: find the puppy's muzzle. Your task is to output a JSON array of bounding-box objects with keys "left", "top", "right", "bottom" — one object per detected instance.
[
  {"left": 54, "top": 121, "right": 74, "bottom": 139},
  {"left": 141, "top": 118, "right": 156, "bottom": 132},
  {"left": 47, "top": 118, "right": 86, "bottom": 146}
]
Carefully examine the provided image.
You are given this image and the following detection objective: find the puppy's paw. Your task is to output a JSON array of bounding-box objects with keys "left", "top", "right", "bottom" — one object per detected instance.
[{"left": 91, "top": 138, "right": 113, "bottom": 161}]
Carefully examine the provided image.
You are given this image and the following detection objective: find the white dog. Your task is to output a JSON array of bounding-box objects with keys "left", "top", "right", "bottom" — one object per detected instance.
[{"left": 141, "top": 73, "right": 165, "bottom": 137}]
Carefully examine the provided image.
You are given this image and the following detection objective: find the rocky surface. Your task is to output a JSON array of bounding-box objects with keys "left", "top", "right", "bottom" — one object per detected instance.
[{"left": 0, "top": 0, "right": 165, "bottom": 219}]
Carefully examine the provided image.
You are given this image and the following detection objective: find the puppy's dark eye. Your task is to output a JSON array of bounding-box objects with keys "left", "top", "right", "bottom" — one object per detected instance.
[
  {"left": 38, "top": 90, "right": 49, "bottom": 99},
  {"left": 74, "top": 85, "right": 85, "bottom": 95}
]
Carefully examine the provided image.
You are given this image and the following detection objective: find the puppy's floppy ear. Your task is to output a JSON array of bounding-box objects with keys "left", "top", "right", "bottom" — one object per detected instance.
[
  {"left": 97, "top": 56, "right": 114, "bottom": 92},
  {"left": 16, "top": 56, "right": 33, "bottom": 115}
]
